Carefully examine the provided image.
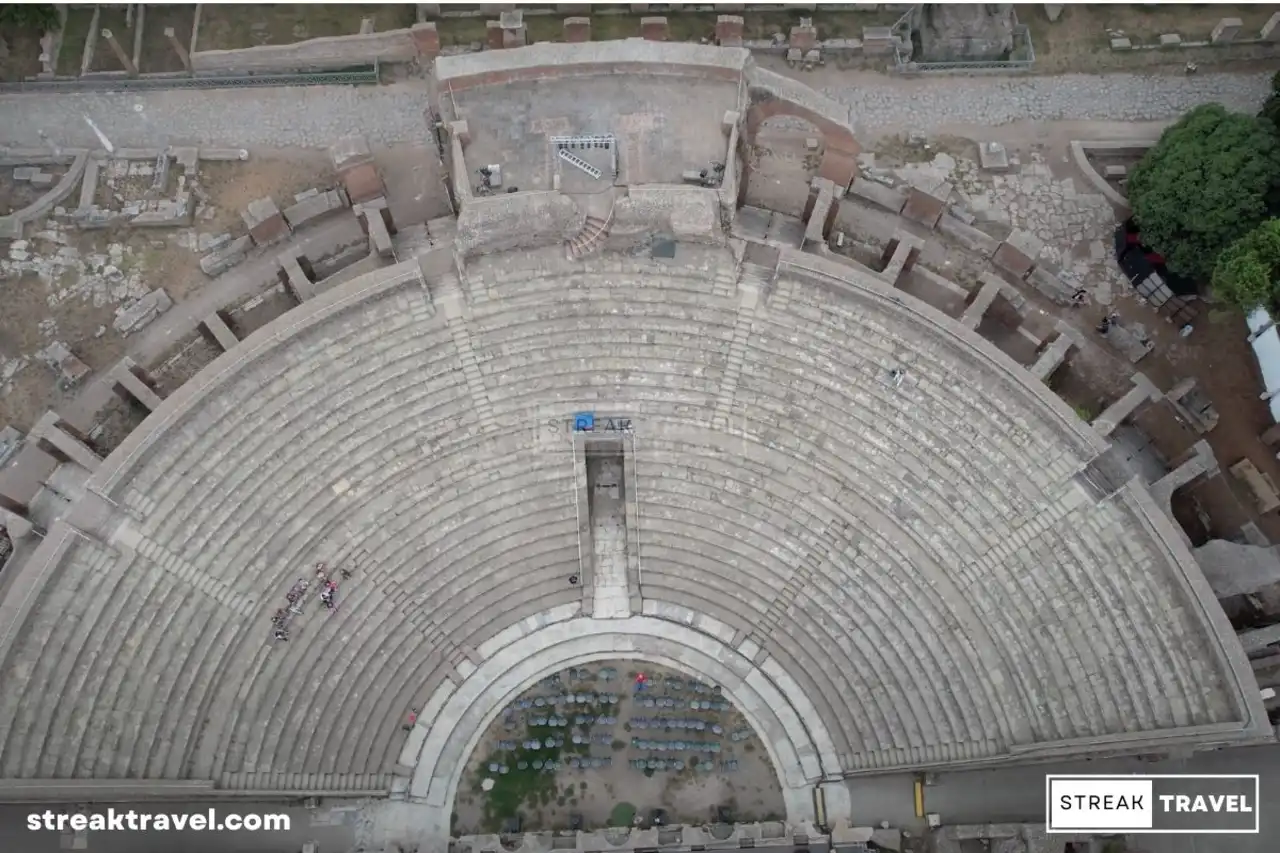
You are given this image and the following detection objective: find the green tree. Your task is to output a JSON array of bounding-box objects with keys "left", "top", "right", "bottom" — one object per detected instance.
[
  {"left": 1128, "top": 104, "right": 1280, "bottom": 282},
  {"left": 0, "top": 4, "right": 59, "bottom": 31},
  {"left": 1262, "top": 70, "right": 1280, "bottom": 132},
  {"left": 1212, "top": 218, "right": 1280, "bottom": 312}
]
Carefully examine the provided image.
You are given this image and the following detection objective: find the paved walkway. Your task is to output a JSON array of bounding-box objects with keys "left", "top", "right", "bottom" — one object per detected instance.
[{"left": 0, "top": 70, "right": 1271, "bottom": 150}]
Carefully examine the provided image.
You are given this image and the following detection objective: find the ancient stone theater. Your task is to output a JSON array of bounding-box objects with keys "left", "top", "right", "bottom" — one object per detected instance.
[{"left": 0, "top": 38, "right": 1269, "bottom": 853}]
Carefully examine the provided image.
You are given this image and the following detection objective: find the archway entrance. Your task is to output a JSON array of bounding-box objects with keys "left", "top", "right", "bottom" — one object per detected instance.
[{"left": 742, "top": 93, "right": 861, "bottom": 208}]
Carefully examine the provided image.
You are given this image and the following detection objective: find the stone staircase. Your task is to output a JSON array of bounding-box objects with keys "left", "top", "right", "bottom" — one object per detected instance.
[{"left": 565, "top": 212, "right": 613, "bottom": 260}]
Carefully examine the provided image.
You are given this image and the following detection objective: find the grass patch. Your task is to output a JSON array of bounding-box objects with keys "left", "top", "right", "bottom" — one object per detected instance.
[
  {"left": 197, "top": 3, "right": 415, "bottom": 51},
  {"left": 476, "top": 702, "right": 601, "bottom": 831},
  {"left": 56, "top": 5, "right": 94, "bottom": 76},
  {"left": 609, "top": 801, "right": 637, "bottom": 827},
  {"left": 1073, "top": 404, "right": 1095, "bottom": 422}
]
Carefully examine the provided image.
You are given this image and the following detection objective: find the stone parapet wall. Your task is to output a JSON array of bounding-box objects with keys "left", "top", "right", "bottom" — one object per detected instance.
[
  {"left": 607, "top": 187, "right": 725, "bottom": 249},
  {"left": 190, "top": 28, "right": 419, "bottom": 73},
  {"left": 435, "top": 40, "right": 749, "bottom": 92},
  {"left": 454, "top": 191, "right": 582, "bottom": 256}
]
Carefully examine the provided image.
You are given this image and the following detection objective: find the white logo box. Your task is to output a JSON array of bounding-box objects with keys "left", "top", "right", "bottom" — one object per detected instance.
[{"left": 1045, "top": 774, "right": 1260, "bottom": 834}]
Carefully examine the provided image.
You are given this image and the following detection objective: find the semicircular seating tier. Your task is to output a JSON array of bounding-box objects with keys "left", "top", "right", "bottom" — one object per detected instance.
[{"left": 0, "top": 243, "right": 1263, "bottom": 796}]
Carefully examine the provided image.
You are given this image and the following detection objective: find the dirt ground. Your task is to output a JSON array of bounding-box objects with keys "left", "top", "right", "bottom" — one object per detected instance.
[
  {"left": 196, "top": 3, "right": 415, "bottom": 52},
  {"left": 139, "top": 5, "right": 197, "bottom": 75},
  {"left": 453, "top": 662, "right": 784, "bottom": 834},
  {"left": 1015, "top": 3, "right": 1280, "bottom": 74}
]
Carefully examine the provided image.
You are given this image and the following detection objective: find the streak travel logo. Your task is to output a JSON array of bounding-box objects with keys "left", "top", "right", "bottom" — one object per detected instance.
[{"left": 1046, "top": 774, "right": 1259, "bottom": 833}]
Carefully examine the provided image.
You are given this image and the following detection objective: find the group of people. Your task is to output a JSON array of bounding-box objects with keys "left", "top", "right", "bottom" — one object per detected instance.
[{"left": 271, "top": 562, "right": 353, "bottom": 642}]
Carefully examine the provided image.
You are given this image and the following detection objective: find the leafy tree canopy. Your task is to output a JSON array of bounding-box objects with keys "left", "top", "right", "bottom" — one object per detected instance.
[
  {"left": 1128, "top": 103, "right": 1280, "bottom": 282},
  {"left": 1212, "top": 218, "right": 1280, "bottom": 313},
  {"left": 0, "top": 4, "right": 59, "bottom": 32}
]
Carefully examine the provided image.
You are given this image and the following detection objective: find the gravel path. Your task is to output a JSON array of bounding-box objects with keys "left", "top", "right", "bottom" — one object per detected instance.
[{"left": 0, "top": 70, "right": 1270, "bottom": 149}]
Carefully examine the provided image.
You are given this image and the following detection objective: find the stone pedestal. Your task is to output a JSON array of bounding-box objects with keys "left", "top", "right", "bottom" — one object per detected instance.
[
  {"left": 716, "top": 15, "right": 744, "bottom": 47},
  {"left": 901, "top": 182, "right": 952, "bottom": 230},
  {"left": 564, "top": 17, "right": 591, "bottom": 42},
  {"left": 411, "top": 22, "right": 440, "bottom": 60},
  {"left": 242, "top": 197, "right": 290, "bottom": 247},
  {"left": 418, "top": 4, "right": 442, "bottom": 19},
  {"left": 862, "top": 26, "right": 897, "bottom": 55},
  {"left": 641, "top": 17, "right": 669, "bottom": 41},
  {"left": 1211, "top": 17, "right": 1243, "bottom": 43},
  {"left": 789, "top": 24, "right": 818, "bottom": 52},
  {"left": 486, "top": 20, "right": 504, "bottom": 50},
  {"left": 992, "top": 229, "right": 1043, "bottom": 280},
  {"left": 978, "top": 141, "right": 1010, "bottom": 172}
]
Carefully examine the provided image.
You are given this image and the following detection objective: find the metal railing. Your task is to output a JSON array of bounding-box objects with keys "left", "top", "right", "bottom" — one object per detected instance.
[
  {"left": 0, "top": 62, "right": 381, "bottom": 94},
  {"left": 891, "top": 6, "right": 1036, "bottom": 74}
]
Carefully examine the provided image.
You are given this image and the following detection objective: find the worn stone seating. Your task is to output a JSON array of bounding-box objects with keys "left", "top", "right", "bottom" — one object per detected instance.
[{"left": 0, "top": 244, "right": 1259, "bottom": 796}]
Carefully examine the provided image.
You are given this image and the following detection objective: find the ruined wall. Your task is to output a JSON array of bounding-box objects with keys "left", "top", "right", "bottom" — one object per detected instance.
[
  {"left": 454, "top": 191, "right": 581, "bottom": 256},
  {"left": 190, "top": 28, "right": 418, "bottom": 73}
]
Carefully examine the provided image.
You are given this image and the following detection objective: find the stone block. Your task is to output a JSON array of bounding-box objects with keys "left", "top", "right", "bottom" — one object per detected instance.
[
  {"left": 12, "top": 166, "right": 37, "bottom": 181},
  {"left": 502, "top": 26, "right": 527, "bottom": 49},
  {"left": 499, "top": 9, "right": 523, "bottom": 29},
  {"left": 201, "top": 311, "right": 240, "bottom": 352},
  {"left": 340, "top": 161, "right": 385, "bottom": 206},
  {"left": 564, "top": 16, "right": 591, "bottom": 43},
  {"left": 993, "top": 229, "right": 1043, "bottom": 280},
  {"left": 113, "top": 288, "right": 173, "bottom": 336},
  {"left": 30, "top": 172, "right": 53, "bottom": 187},
  {"left": 486, "top": 20, "right": 504, "bottom": 50},
  {"left": 449, "top": 119, "right": 470, "bottom": 146},
  {"left": 789, "top": 24, "right": 818, "bottom": 52},
  {"left": 977, "top": 141, "right": 1009, "bottom": 173},
  {"left": 37, "top": 342, "right": 90, "bottom": 389},
  {"left": 1265, "top": 12, "right": 1280, "bottom": 41},
  {"left": 201, "top": 234, "right": 253, "bottom": 276},
  {"left": 862, "top": 26, "right": 897, "bottom": 55},
  {"left": 1159, "top": 33, "right": 1182, "bottom": 47},
  {"left": 1211, "top": 17, "right": 1242, "bottom": 43},
  {"left": 1110, "top": 37, "right": 1131, "bottom": 50},
  {"left": 901, "top": 183, "right": 951, "bottom": 230},
  {"left": 410, "top": 22, "right": 440, "bottom": 59},
  {"left": 417, "top": 4, "right": 441, "bottom": 19},
  {"left": 1044, "top": 4, "right": 1064, "bottom": 22},
  {"left": 283, "top": 188, "right": 348, "bottom": 230},
  {"left": 1104, "top": 164, "right": 1127, "bottom": 178},
  {"left": 641, "top": 16, "right": 669, "bottom": 41},
  {"left": 242, "top": 197, "right": 290, "bottom": 247},
  {"left": 716, "top": 15, "right": 744, "bottom": 47},
  {"left": 328, "top": 135, "right": 373, "bottom": 172},
  {"left": 722, "top": 110, "right": 739, "bottom": 136}
]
